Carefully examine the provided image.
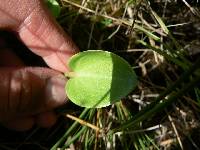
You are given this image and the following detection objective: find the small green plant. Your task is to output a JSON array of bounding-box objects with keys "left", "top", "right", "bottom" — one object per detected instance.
[
  {"left": 65, "top": 50, "right": 138, "bottom": 108},
  {"left": 45, "top": 0, "right": 61, "bottom": 18}
]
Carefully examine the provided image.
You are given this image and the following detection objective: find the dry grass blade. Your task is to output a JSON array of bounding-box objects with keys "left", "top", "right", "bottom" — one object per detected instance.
[
  {"left": 65, "top": 114, "right": 102, "bottom": 133},
  {"left": 182, "top": 0, "right": 200, "bottom": 17}
]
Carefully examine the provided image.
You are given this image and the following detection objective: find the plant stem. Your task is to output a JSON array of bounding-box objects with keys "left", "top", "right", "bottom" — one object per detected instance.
[{"left": 64, "top": 72, "right": 77, "bottom": 78}]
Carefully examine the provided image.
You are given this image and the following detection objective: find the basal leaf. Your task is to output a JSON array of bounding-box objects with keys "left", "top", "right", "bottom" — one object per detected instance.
[{"left": 65, "top": 50, "right": 137, "bottom": 108}]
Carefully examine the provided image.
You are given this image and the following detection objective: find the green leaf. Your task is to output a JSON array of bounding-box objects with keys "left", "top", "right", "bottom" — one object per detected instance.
[
  {"left": 45, "top": 0, "right": 61, "bottom": 18},
  {"left": 65, "top": 50, "right": 137, "bottom": 108}
]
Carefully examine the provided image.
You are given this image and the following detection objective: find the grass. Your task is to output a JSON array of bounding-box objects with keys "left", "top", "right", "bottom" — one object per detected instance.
[{"left": 1, "top": 0, "right": 200, "bottom": 150}]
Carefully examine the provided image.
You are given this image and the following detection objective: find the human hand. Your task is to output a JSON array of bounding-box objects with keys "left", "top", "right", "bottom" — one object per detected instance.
[{"left": 0, "top": 0, "right": 79, "bottom": 131}]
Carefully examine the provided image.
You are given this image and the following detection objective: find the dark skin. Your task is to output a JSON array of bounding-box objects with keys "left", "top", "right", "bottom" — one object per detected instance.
[{"left": 0, "top": 0, "right": 79, "bottom": 131}]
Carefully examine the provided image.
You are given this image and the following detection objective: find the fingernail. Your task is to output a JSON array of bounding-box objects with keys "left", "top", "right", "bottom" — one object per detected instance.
[{"left": 45, "top": 75, "right": 67, "bottom": 108}]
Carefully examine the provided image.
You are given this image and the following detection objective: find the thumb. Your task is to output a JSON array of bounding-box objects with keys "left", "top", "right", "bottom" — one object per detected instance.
[
  {"left": 16, "top": 0, "right": 79, "bottom": 72},
  {"left": 0, "top": 0, "right": 79, "bottom": 72},
  {"left": 0, "top": 67, "right": 67, "bottom": 122}
]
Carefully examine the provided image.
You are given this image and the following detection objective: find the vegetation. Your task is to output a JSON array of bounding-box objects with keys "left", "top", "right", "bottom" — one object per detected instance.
[
  {"left": 1, "top": 0, "right": 200, "bottom": 150},
  {"left": 65, "top": 50, "right": 137, "bottom": 108}
]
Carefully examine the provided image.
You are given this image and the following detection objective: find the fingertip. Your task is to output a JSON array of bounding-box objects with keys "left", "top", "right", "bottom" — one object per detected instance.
[{"left": 17, "top": 2, "right": 79, "bottom": 73}]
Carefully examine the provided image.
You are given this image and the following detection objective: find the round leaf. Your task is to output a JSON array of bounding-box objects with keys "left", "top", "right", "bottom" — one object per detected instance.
[{"left": 65, "top": 50, "right": 137, "bottom": 108}]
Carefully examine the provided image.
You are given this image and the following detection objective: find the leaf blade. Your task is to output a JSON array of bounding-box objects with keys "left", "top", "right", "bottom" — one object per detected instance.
[{"left": 66, "top": 50, "right": 137, "bottom": 108}]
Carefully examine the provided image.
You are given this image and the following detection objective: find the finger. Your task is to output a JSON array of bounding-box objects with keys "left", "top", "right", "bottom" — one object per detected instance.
[
  {"left": 3, "top": 111, "right": 57, "bottom": 131},
  {"left": 15, "top": 0, "right": 78, "bottom": 72},
  {"left": 2, "top": 117, "right": 34, "bottom": 131},
  {"left": 0, "top": 0, "right": 79, "bottom": 72},
  {"left": 35, "top": 111, "right": 57, "bottom": 128},
  {"left": 0, "top": 67, "right": 67, "bottom": 122}
]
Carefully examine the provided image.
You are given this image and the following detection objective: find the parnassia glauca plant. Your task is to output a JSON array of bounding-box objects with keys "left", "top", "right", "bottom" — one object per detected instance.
[
  {"left": 45, "top": 1, "right": 138, "bottom": 108},
  {"left": 65, "top": 50, "right": 138, "bottom": 108}
]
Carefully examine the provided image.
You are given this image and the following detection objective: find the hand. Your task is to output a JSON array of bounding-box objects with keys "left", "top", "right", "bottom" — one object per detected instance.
[{"left": 0, "top": 0, "right": 79, "bottom": 131}]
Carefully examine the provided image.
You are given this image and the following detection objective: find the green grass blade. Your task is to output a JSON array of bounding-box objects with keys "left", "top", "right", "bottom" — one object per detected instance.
[
  {"left": 51, "top": 108, "right": 89, "bottom": 150},
  {"left": 135, "top": 24, "right": 161, "bottom": 41},
  {"left": 62, "top": 126, "right": 87, "bottom": 149}
]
